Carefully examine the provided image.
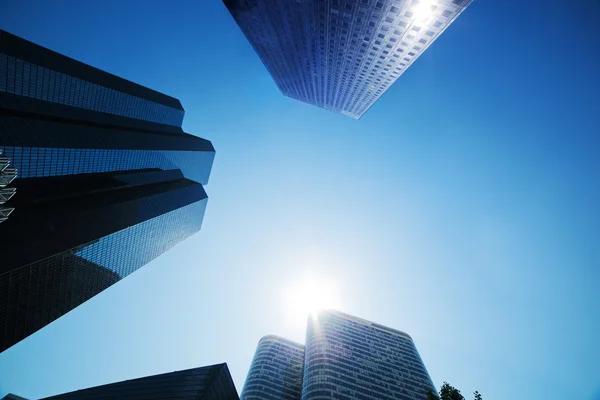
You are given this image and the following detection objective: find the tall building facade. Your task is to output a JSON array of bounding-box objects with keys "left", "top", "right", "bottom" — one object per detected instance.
[
  {"left": 1, "top": 395, "right": 27, "bottom": 400},
  {"left": 0, "top": 30, "right": 215, "bottom": 353},
  {"left": 0, "top": 148, "right": 16, "bottom": 223},
  {"left": 223, "top": 0, "right": 472, "bottom": 119},
  {"left": 241, "top": 310, "right": 435, "bottom": 400},
  {"left": 241, "top": 335, "right": 305, "bottom": 399},
  {"left": 38, "top": 363, "right": 239, "bottom": 400}
]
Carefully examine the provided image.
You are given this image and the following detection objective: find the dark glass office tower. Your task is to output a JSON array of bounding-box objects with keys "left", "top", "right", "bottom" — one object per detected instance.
[
  {"left": 0, "top": 148, "right": 16, "bottom": 223},
  {"left": 224, "top": 0, "right": 472, "bottom": 119},
  {"left": 1, "top": 395, "right": 27, "bottom": 400},
  {"left": 39, "top": 363, "right": 239, "bottom": 400},
  {"left": 241, "top": 335, "right": 305, "bottom": 400},
  {"left": 0, "top": 30, "right": 215, "bottom": 353},
  {"left": 242, "top": 310, "right": 435, "bottom": 400}
]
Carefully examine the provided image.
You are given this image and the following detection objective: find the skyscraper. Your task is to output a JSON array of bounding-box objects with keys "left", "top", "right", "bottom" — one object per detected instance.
[
  {"left": 1, "top": 395, "right": 27, "bottom": 400},
  {"left": 242, "top": 335, "right": 305, "bottom": 399},
  {"left": 39, "top": 363, "right": 239, "bottom": 399},
  {"left": 223, "top": 0, "right": 472, "bottom": 119},
  {"left": 0, "top": 30, "right": 215, "bottom": 353},
  {"left": 241, "top": 310, "right": 435, "bottom": 400},
  {"left": 0, "top": 148, "right": 16, "bottom": 223}
]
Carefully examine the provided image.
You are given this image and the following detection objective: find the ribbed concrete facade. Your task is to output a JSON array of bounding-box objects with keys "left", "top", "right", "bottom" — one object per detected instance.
[
  {"left": 302, "top": 310, "right": 435, "bottom": 399},
  {"left": 242, "top": 310, "right": 435, "bottom": 399},
  {"left": 241, "top": 335, "right": 305, "bottom": 400}
]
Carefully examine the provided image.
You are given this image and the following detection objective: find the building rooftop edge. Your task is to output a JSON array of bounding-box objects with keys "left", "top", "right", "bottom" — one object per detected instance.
[
  {"left": 0, "top": 29, "right": 184, "bottom": 112},
  {"left": 258, "top": 334, "right": 305, "bottom": 349},
  {"left": 39, "top": 363, "right": 229, "bottom": 399},
  {"left": 317, "top": 309, "right": 413, "bottom": 340}
]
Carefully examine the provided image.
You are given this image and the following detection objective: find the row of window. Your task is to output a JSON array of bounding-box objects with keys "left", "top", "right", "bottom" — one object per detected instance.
[
  {"left": 229, "top": 0, "right": 469, "bottom": 118},
  {"left": 77, "top": 198, "right": 206, "bottom": 278},
  {"left": 242, "top": 338, "right": 305, "bottom": 400},
  {"left": 239, "top": 309, "right": 434, "bottom": 400},
  {"left": 0, "top": 53, "right": 184, "bottom": 127},
  {"left": 1, "top": 145, "right": 213, "bottom": 186},
  {"left": 301, "top": 311, "right": 434, "bottom": 400}
]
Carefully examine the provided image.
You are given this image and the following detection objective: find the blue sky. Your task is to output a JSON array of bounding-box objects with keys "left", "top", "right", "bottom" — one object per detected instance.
[{"left": 1, "top": 0, "right": 599, "bottom": 399}]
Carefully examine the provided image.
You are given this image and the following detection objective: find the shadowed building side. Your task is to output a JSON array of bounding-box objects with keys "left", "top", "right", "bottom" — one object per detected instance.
[
  {"left": 0, "top": 148, "right": 16, "bottom": 223},
  {"left": 0, "top": 168, "right": 208, "bottom": 353},
  {"left": 0, "top": 169, "right": 206, "bottom": 274},
  {"left": 0, "top": 102, "right": 215, "bottom": 185},
  {"left": 0, "top": 254, "right": 120, "bottom": 355},
  {"left": 1, "top": 394, "right": 28, "bottom": 400},
  {"left": 0, "top": 29, "right": 185, "bottom": 127},
  {"left": 0, "top": 30, "right": 215, "bottom": 353},
  {"left": 40, "top": 363, "right": 239, "bottom": 400}
]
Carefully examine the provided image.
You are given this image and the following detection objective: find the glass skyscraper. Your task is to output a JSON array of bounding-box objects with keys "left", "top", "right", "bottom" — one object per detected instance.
[
  {"left": 0, "top": 30, "right": 215, "bottom": 353},
  {"left": 37, "top": 363, "right": 239, "bottom": 399},
  {"left": 241, "top": 310, "right": 435, "bottom": 400},
  {"left": 0, "top": 148, "right": 16, "bottom": 223},
  {"left": 224, "top": 0, "right": 472, "bottom": 119}
]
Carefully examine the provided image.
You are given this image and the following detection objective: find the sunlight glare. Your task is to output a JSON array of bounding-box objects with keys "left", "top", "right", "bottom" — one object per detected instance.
[
  {"left": 283, "top": 274, "right": 341, "bottom": 324},
  {"left": 412, "top": 1, "right": 436, "bottom": 22}
]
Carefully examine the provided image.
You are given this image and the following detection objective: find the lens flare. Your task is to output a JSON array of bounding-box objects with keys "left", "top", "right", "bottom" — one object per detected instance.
[
  {"left": 412, "top": 1, "right": 436, "bottom": 22},
  {"left": 282, "top": 273, "right": 341, "bottom": 323}
]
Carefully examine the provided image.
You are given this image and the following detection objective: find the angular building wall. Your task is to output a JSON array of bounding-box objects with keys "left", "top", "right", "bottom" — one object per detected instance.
[
  {"left": 41, "top": 363, "right": 239, "bottom": 400},
  {"left": 0, "top": 30, "right": 215, "bottom": 353},
  {"left": 0, "top": 148, "right": 16, "bottom": 223},
  {"left": 0, "top": 29, "right": 185, "bottom": 127},
  {"left": 241, "top": 335, "right": 305, "bottom": 400},
  {"left": 224, "top": 0, "right": 472, "bottom": 119},
  {"left": 302, "top": 310, "right": 435, "bottom": 400}
]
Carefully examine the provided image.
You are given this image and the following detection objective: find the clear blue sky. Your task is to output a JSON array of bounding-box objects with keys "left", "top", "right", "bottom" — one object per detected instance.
[{"left": 1, "top": 1, "right": 599, "bottom": 399}]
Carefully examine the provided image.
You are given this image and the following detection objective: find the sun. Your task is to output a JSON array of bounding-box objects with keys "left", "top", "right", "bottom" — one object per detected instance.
[
  {"left": 282, "top": 274, "right": 341, "bottom": 323},
  {"left": 412, "top": 0, "right": 436, "bottom": 22}
]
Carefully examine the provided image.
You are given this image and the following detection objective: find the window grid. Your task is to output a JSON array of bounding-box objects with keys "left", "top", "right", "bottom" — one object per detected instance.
[
  {"left": 0, "top": 54, "right": 184, "bottom": 127},
  {"left": 0, "top": 199, "right": 206, "bottom": 352},
  {"left": 226, "top": 0, "right": 471, "bottom": 118}
]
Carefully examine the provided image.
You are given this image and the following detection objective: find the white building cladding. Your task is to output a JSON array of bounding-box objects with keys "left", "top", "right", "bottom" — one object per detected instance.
[
  {"left": 242, "top": 310, "right": 435, "bottom": 400},
  {"left": 224, "top": 0, "right": 472, "bottom": 119},
  {"left": 241, "top": 335, "right": 305, "bottom": 400},
  {"left": 302, "top": 310, "right": 435, "bottom": 400}
]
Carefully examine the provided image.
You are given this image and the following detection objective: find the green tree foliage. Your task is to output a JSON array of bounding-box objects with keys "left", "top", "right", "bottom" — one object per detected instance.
[
  {"left": 439, "top": 382, "right": 464, "bottom": 400},
  {"left": 428, "top": 382, "right": 482, "bottom": 400},
  {"left": 427, "top": 389, "right": 441, "bottom": 400}
]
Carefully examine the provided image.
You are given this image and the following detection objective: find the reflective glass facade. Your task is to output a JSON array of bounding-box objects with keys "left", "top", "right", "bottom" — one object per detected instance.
[
  {"left": 1, "top": 394, "right": 28, "bottom": 400},
  {"left": 0, "top": 148, "right": 16, "bottom": 223},
  {"left": 0, "top": 31, "right": 215, "bottom": 353},
  {"left": 241, "top": 336, "right": 305, "bottom": 400},
  {"left": 224, "top": 0, "right": 472, "bottom": 119},
  {"left": 242, "top": 310, "right": 435, "bottom": 400},
  {"left": 41, "top": 363, "right": 239, "bottom": 400},
  {"left": 0, "top": 30, "right": 184, "bottom": 127},
  {"left": 0, "top": 108, "right": 214, "bottom": 184},
  {"left": 0, "top": 54, "right": 184, "bottom": 126}
]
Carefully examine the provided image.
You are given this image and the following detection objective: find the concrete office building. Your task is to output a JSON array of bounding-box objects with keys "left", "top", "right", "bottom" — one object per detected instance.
[{"left": 242, "top": 309, "right": 435, "bottom": 400}]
